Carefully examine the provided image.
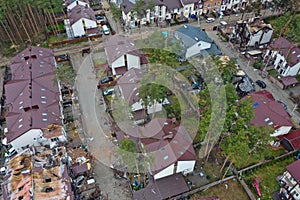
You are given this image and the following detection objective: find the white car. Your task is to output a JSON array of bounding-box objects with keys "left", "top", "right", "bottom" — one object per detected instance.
[
  {"left": 206, "top": 18, "right": 215, "bottom": 23},
  {"left": 103, "top": 88, "right": 114, "bottom": 96},
  {"left": 220, "top": 21, "right": 228, "bottom": 26}
]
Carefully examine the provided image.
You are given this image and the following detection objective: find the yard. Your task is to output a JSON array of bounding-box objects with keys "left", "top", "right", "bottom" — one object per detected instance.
[
  {"left": 243, "top": 155, "right": 297, "bottom": 200},
  {"left": 190, "top": 180, "right": 249, "bottom": 200}
]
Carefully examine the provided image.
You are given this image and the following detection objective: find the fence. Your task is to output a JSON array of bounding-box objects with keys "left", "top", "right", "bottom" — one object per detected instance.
[{"left": 49, "top": 34, "right": 103, "bottom": 47}]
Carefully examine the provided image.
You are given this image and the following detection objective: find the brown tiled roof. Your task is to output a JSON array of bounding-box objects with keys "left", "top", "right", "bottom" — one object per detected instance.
[
  {"left": 246, "top": 90, "right": 293, "bottom": 128},
  {"left": 180, "top": 0, "right": 199, "bottom": 6},
  {"left": 72, "top": 162, "right": 91, "bottom": 175},
  {"left": 164, "top": 0, "right": 183, "bottom": 11},
  {"left": 5, "top": 46, "right": 62, "bottom": 143},
  {"left": 133, "top": 173, "right": 189, "bottom": 200},
  {"left": 103, "top": 35, "right": 144, "bottom": 65},
  {"left": 286, "top": 160, "right": 300, "bottom": 184},
  {"left": 65, "top": 0, "right": 90, "bottom": 6},
  {"left": 281, "top": 129, "right": 300, "bottom": 150},
  {"left": 68, "top": 4, "right": 96, "bottom": 26},
  {"left": 280, "top": 76, "right": 298, "bottom": 87},
  {"left": 269, "top": 37, "right": 300, "bottom": 66}
]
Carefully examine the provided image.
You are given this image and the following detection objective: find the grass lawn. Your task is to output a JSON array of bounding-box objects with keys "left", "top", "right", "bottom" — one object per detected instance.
[
  {"left": 191, "top": 180, "right": 249, "bottom": 200},
  {"left": 48, "top": 34, "right": 67, "bottom": 43},
  {"left": 243, "top": 156, "right": 296, "bottom": 200}
]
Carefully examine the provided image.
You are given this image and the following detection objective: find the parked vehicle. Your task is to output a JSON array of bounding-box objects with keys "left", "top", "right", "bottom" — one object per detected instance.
[
  {"left": 97, "top": 76, "right": 117, "bottom": 88},
  {"left": 176, "top": 56, "right": 187, "bottom": 62},
  {"left": 255, "top": 80, "right": 267, "bottom": 88},
  {"left": 206, "top": 18, "right": 215, "bottom": 23},
  {"left": 277, "top": 100, "right": 288, "bottom": 110},
  {"left": 5, "top": 147, "right": 17, "bottom": 158},
  {"left": 223, "top": 10, "right": 231, "bottom": 16},
  {"left": 102, "top": 25, "right": 110, "bottom": 35},
  {"left": 55, "top": 54, "right": 70, "bottom": 62},
  {"left": 103, "top": 88, "right": 115, "bottom": 96},
  {"left": 96, "top": 15, "right": 107, "bottom": 25},
  {"left": 220, "top": 21, "right": 228, "bottom": 26}
]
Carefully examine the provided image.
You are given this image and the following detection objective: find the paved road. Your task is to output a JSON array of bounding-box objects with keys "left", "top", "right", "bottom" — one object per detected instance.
[
  {"left": 206, "top": 31, "right": 300, "bottom": 124},
  {"left": 72, "top": 50, "right": 131, "bottom": 200}
]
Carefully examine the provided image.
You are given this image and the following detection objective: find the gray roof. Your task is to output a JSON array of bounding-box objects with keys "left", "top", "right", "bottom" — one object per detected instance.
[
  {"left": 122, "top": 0, "right": 165, "bottom": 14},
  {"left": 206, "top": 43, "right": 222, "bottom": 55},
  {"left": 175, "top": 25, "right": 213, "bottom": 48},
  {"left": 180, "top": 0, "right": 199, "bottom": 5},
  {"left": 163, "top": 0, "right": 182, "bottom": 11}
]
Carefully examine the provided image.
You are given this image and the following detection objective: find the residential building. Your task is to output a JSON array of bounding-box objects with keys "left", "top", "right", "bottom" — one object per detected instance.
[
  {"left": 234, "top": 19, "right": 273, "bottom": 49},
  {"left": 174, "top": 24, "right": 221, "bottom": 59},
  {"left": 264, "top": 37, "right": 300, "bottom": 77},
  {"left": 121, "top": 0, "right": 166, "bottom": 28},
  {"left": 103, "top": 35, "right": 148, "bottom": 76},
  {"left": 180, "top": 0, "right": 199, "bottom": 18},
  {"left": 65, "top": 0, "right": 90, "bottom": 10},
  {"left": 203, "top": 0, "right": 222, "bottom": 13},
  {"left": 280, "top": 129, "right": 300, "bottom": 151},
  {"left": 246, "top": 90, "right": 294, "bottom": 137},
  {"left": 116, "top": 118, "right": 196, "bottom": 180},
  {"left": 117, "top": 68, "right": 166, "bottom": 124},
  {"left": 164, "top": 0, "right": 183, "bottom": 19},
  {"left": 278, "top": 160, "right": 300, "bottom": 200},
  {"left": 4, "top": 46, "right": 67, "bottom": 153},
  {"left": 1, "top": 146, "right": 74, "bottom": 200},
  {"left": 133, "top": 173, "right": 189, "bottom": 200},
  {"left": 65, "top": 4, "right": 98, "bottom": 38}
]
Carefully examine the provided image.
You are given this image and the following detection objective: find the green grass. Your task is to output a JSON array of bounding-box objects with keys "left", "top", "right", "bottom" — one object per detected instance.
[
  {"left": 268, "top": 69, "right": 278, "bottom": 77},
  {"left": 192, "top": 180, "right": 249, "bottom": 200},
  {"left": 48, "top": 34, "right": 67, "bottom": 43},
  {"left": 296, "top": 75, "right": 300, "bottom": 83},
  {"left": 243, "top": 156, "right": 296, "bottom": 200}
]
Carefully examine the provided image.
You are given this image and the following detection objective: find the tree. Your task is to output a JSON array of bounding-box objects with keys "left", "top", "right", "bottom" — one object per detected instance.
[
  {"left": 53, "top": 65, "right": 76, "bottom": 97},
  {"left": 110, "top": 3, "right": 122, "bottom": 20},
  {"left": 116, "top": 139, "right": 138, "bottom": 172}
]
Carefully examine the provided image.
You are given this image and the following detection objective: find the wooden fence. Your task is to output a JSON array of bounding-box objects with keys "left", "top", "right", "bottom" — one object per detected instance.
[{"left": 49, "top": 34, "right": 103, "bottom": 47}]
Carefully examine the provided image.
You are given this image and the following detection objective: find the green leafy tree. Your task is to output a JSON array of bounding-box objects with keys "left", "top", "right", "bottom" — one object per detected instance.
[
  {"left": 110, "top": 3, "right": 122, "bottom": 20},
  {"left": 117, "top": 139, "right": 138, "bottom": 172}
]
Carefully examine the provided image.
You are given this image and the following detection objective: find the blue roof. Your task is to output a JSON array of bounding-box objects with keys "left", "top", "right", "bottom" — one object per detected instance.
[
  {"left": 175, "top": 25, "right": 213, "bottom": 44},
  {"left": 206, "top": 43, "right": 222, "bottom": 55}
]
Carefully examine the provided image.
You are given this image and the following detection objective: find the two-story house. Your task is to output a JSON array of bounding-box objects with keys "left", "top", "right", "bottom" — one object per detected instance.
[
  {"left": 65, "top": 0, "right": 90, "bottom": 10},
  {"left": 121, "top": 0, "right": 166, "bottom": 28},
  {"left": 65, "top": 4, "right": 98, "bottom": 38},
  {"left": 234, "top": 19, "right": 273, "bottom": 49},
  {"left": 174, "top": 24, "right": 221, "bottom": 59},
  {"left": 4, "top": 46, "right": 67, "bottom": 153},
  {"left": 264, "top": 37, "right": 300, "bottom": 77},
  {"left": 279, "top": 160, "right": 300, "bottom": 200},
  {"left": 103, "top": 35, "right": 148, "bottom": 77}
]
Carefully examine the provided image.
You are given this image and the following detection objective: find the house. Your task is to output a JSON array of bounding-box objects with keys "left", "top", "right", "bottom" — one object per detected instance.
[
  {"left": 1, "top": 146, "right": 74, "bottom": 200},
  {"left": 4, "top": 46, "right": 67, "bottom": 153},
  {"left": 246, "top": 90, "right": 294, "bottom": 137},
  {"left": 65, "top": 0, "right": 90, "bottom": 10},
  {"left": 121, "top": 0, "right": 167, "bottom": 28},
  {"left": 133, "top": 173, "right": 189, "bottom": 200},
  {"left": 180, "top": 0, "right": 199, "bottom": 18},
  {"left": 234, "top": 19, "right": 273, "bottom": 49},
  {"left": 103, "top": 35, "right": 148, "bottom": 76},
  {"left": 65, "top": 4, "right": 98, "bottom": 38},
  {"left": 116, "top": 118, "right": 196, "bottom": 180},
  {"left": 280, "top": 129, "right": 300, "bottom": 151},
  {"left": 164, "top": 0, "right": 183, "bottom": 19},
  {"left": 202, "top": 0, "right": 222, "bottom": 14},
  {"left": 278, "top": 160, "right": 300, "bottom": 200},
  {"left": 117, "top": 68, "right": 166, "bottom": 124},
  {"left": 264, "top": 37, "right": 300, "bottom": 77},
  {"left": 174, "top": 24, "right": 221, "bottom": 59}
]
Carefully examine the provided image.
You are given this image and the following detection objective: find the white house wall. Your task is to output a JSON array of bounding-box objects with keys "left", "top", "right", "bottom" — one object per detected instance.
[
  {"left": 67, "top": 0, "right": 89, "bottom": 10},
  {"left": 286, "top": 63, "right": 300, "bottom": 76},
  {"left": 183, "top": 3, "right": 195, "bottom": 18},
  {"left": 72, "top": 18, "right": 97, "bottom": 37},
  {"left": 186, "top": 41, "right": 211, "bottom": 58},
  {"left": 10, "top": 129, "right": 43, "bottom": 153},
  {"left": 176, "top": 160, "right": 196, "bottom": 174},
  {"left": 112, "top": 56, "right": 125, "bottom": 71},
  {"left": 260, "top": 29, "right": 273, "bottom": 45},
  {"left": 248, "top": 31, "right": 262, "bottom": 47},
  {"left": 154, "top": 164, "right": 175, "bottom": 180},
  {"left": 127, "top": 54, "right": 140, "bottom": 70}
]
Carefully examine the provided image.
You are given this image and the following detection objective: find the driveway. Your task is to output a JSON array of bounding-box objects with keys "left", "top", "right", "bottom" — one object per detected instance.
[
  {"left": 71, "top": 51, "right": 131, "bottom": 200},
  {"left": 206, "top": 31, "right": 300, "bottom": 124}
]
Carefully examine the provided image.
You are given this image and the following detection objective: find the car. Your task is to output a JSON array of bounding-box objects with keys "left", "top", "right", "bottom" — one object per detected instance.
[
  {"left": 0, "top": 166, "right": 6, "bottom": 175},
  {"left": 55, "top": 54, "right": 70, "bottom": 62},
  {"left": 220, "top": 21, "right": 227, "bottom": 26},
  {"left": 102, "top": 25, "right": 110, "bottom": 35},
  {"left": 103, "top": 88, "right": 115, "bottom": 96},
  {"left": 277, "top": 100, "right": 288, "bottom": 110},
  {"left": 176, "top": 56, "right": 187, "bottom": 62},
  {"left": 223, "top": 10, "right": 231, "bottom": 16},
  {"left": 97, "top": 76, "right": 117, "bottom": 88},
  {"left": 206, "top": 18, "right": 215, "bottom": 23},
  {"left": 5, "top": 147, "right": 17, "bottom": 158},
  {"left": 96, "top": 15, "right": 107, "bottom": 25},
  {"left": 255, "top": 80, "right": 267, "bottom": 88}
]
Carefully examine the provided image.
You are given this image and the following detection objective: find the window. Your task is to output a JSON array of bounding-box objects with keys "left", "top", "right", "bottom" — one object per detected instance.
[{"left": 44, "top": 178, "right": 52, "bottom": 183}]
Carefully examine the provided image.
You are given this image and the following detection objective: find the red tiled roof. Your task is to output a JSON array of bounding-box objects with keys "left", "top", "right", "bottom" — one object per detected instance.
[
  {"left": 281, "top": 129, "right": 300, "bottom": 150},
  {"left": 5, "top": 46, "right": 62, "bottom": 143},
  {"left": 280, "top": 76, "right": 298, "bottom": 87},
  {"left": 68, "top": 4, "right": 96, "bottom": 26},
  {"left": 269, "top": 37, "right": 300, "bottom": 66},
  {"left": 286, "top": 160, "right": 300, "bottom": 184},
  {"left": 246, "top": 90, "right": 293, "bottom": 128}
]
